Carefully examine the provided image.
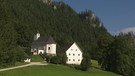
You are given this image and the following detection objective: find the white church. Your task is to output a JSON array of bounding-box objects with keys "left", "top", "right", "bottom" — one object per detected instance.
[
  {"left": 31, "top": 33, "right": 83, "bottom": 65},
  {"left": 31, "top": 33, "right": 56, "bottom": 55}
]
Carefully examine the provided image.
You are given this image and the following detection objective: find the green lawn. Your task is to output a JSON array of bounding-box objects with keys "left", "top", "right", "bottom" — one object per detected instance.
[
  {"left": 91, "top": 60, "right": 100, "bottom": 69},
  {"left": 31, "top": 55, "right": 44, "bottom": 62},
  {"left": 0, "top": 64, "right": 120, "bottom": 76},
  {"left": 14, "top": 62, "right": 28, "bottom": 66},
  {"left": 0, "top": 59, "right": 120, "bottom": 76},
  {"left": 0, "top": 62, "right": 28, "bottom": 69}
]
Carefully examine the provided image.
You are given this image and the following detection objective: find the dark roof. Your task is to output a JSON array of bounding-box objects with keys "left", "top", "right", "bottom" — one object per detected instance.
[
  {"left": 24, "top": 52, "right": 30, "bottom": 58},
  {"left": 58, "top": 42, "right": 74, "bottom": 53},
  {"left": 31, "top": 36, "right": 56, "bottom": 48}
]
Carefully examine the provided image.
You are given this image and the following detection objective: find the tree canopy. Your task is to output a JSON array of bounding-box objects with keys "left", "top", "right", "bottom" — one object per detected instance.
[
  {"left": 0, "top": 0, "right": 108, "bottom": 67},
  {"left": 98, "top": 34, "right": 135, "bottom": 76}
]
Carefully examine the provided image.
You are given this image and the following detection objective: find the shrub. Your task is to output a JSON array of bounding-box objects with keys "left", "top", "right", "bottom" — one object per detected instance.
[
  {"left": 15, "top": 46, "right": 25, "bottom": 62},
  {"left": 48, "top": 54, "right": 67, "bottom": 64},
  {"left": 50, "top": 56, "right": 61, "bottom": 64},
  {"left": 57, "top": 54, "right": 67, "bottom": 64},
  {"left": 45, "top": 55, "right": 52, "bottom": 63},
  {"left": 80, "top": 54, "right": 91, "bottom": 71},
  {"left": 68, "top": 64, "right": 81, "bottom": 70}
]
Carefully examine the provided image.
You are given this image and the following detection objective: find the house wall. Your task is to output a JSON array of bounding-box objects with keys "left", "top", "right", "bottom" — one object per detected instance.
[
  {"left": 31, "top": 48, "right": 38, "bottom": 55},
  {"left": 31, "top": 44, "right": 56, "bottom": 55},
  {"left": 66, "top": 43, "right": 83, "bottom": 65},
  {"left": 46, "top": 44, "right": 56, "bottom": 55},
  {"left": 31, "top": 48, "right": 34, "bottom": 52},
  {"left": 38, "top": 50, "right": 44, "bottom": 54},
  {"left": 24, "top": 58, "right": 31, "bottom": 63},
  {"left": 31, "top": 47, "right": 44, "bottom": 55}
]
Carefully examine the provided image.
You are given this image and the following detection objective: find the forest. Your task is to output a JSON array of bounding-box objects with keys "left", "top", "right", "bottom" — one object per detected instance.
[{"left": 0, "top": 0, "right": 135, "bottom": 76}]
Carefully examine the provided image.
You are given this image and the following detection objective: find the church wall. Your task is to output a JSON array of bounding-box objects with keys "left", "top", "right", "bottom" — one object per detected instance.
[{"left": 46, "top": 44, "right": 56, "bottom": 55}]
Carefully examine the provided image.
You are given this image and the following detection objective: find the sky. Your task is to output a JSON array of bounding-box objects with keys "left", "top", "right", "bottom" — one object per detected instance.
[{"left": 54, "top": 0, "right": 135, "bottom": 35}]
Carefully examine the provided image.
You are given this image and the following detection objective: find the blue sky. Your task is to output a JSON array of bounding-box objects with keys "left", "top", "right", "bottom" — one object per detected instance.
[{"left": 54, "top": 0, "right": 135, "bottom": 35}]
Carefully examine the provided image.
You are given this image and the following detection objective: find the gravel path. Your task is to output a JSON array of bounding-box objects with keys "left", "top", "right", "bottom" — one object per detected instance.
[{"left": 0, "top": 62, "right": 48, "bottom": 72}]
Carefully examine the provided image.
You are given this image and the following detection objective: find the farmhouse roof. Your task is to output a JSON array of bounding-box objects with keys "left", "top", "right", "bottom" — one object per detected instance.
[
  {"left": 31, "top": 36, "right": 56, "bottom": 48},
  {"left": 59, "top": 42, "right": 74, "bottom": 53},
  {"left": 59, "top": 42, "right": 83, "bottom": 54}
]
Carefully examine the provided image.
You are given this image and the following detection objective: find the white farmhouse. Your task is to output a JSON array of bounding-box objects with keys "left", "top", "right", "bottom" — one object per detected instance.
[
  {"left": 31, "top": 33, "right": 56, "bottom": 55},
  {"left": 61, "top": 42, "right": 83, "bottom": 65}
]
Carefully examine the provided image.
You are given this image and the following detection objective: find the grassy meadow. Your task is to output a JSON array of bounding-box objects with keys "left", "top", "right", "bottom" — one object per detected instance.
[
  {"left": 31, "top": 55, "right": 44, "bottom": 62},
  {"left": 0, "top": 60, "right": 120, "bottom": 76}
]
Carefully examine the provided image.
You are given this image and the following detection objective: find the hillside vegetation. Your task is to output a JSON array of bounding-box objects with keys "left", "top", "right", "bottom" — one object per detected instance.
[
  {"left": 1, "top": 0, "right": 135, "bottom": 75},
  {"left": 0, "top": 0, "right": 108, "bottom": 67}
]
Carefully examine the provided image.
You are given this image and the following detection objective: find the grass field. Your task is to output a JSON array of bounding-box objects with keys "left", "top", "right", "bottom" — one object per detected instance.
[
  {"left": 0, "top": 62, "right": 28, "bottom": 69},
  {"left": 91, "top": 60, "right": 100, "bottom": 69},
  {"left": 31, "top": 55, "right": 44, "bottom": 62},
  {"left": 0, "top": 60, "right": 120, "bottom": 76}
]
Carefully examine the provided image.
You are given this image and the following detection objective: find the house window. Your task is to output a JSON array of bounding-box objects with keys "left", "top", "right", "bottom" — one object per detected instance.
[
  {"left": 34, "top": 50, "right": 37, "bottom": 52},
  {"left": 78, "top": 59, "right": 80, "bottom": 61},
  {"left": 73, "top": 59, "right": 75, "bottom": 61},
  {"left": 69, "top": 59, "right": 71, "bottom": 61},
  {"left": 76, "top": 49, "right": 77, "bottom": 51},
  {"left": 48, "top": 47, "right": 50, "bottom": 50},
  {"left": 78, "top": 54, "right": 80, "bottom": 56},
  {"left": 73, "top": 54, "right": 75, "bottom": 56},
  {"left": 71, "top": 49, "right": 73, "bottom": 51},
  {"left": 69, "top": 53, "right": 71, "bottom": 56}
]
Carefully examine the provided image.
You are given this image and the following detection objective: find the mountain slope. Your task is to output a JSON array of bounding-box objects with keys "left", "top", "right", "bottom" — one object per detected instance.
[{"left": 0, "top": 0, "right": 109, "bottom": 66}]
